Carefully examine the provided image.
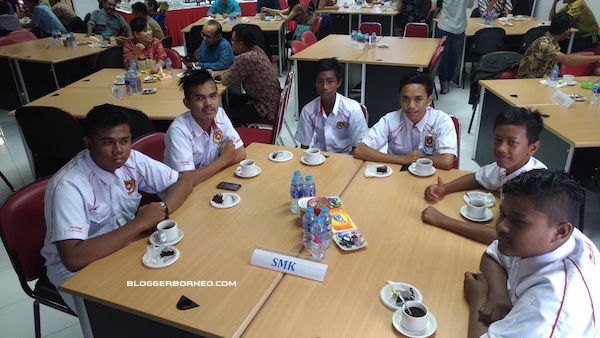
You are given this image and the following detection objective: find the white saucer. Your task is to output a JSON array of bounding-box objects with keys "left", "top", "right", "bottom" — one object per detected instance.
[
  {"left": 268, "top": 150, "right": 293, "bottom": 162},
  {"left": 380, "top": 282, "right": 423, "bottom": 310},
  {"left": 463, "top": 191, "right": 495, "bottom": 208},
  {"left": 210, "top": 193, "right": 241, "bottom": 208},
  {"left": 538, "top": 21, "right": 551, "bottom": 26},
  {"left": 460, "top": 205, "right": 493, "bottom": 222},
  {"left": 301, "top": 154, "right": 326, "bottom": 166},
  {"left": 408, "top": 163, "right": 436, "bottom": 177},
  {"left": 235, "top": 166, "right": 261, "bottom": 178},
  {"left": 392, "top": 309, "right": 437, "bottom": 338},
  {"left": 377, "top": 43, "right": 389, "bottom": 48},
  {"left": 113, "top": 80, "right": 125, "bottom": 85},
  {"left": 365, "top": 163, "right": 392, "bottom": 178},
  {"left": 149, "top": 229, "right": 184, "bottom": 246},
  {"left": 565, "top": 80, "right": 577, "bottom": 86},
  {"left": 142, "top": 246, "right": 180, "bottom": 268},
  {"left": 539, "top": 79, "right": 567, "bottom": 87}
]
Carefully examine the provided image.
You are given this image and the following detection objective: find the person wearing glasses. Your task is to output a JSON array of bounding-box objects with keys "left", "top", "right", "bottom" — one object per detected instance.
[{"left": 183, "top": 19, "right": 234, "bottom": 71}]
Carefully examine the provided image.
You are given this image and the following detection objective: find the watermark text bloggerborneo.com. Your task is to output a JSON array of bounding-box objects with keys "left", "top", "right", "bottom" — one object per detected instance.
[{"left": 126, "top": 280, "right": 237, "bottom": 287}]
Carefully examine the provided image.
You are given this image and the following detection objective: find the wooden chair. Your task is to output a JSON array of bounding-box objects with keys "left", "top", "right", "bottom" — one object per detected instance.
[{"left": 404, "top": 22, "right": 428, "bottom": 38}]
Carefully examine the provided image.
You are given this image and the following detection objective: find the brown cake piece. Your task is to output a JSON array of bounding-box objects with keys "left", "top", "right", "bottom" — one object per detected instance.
[
  {"left": 212, "top": 194, "right": 224, "bottom": 204},
  {"left": 376, "top": 166, "right": 388, "bottom": 174}
]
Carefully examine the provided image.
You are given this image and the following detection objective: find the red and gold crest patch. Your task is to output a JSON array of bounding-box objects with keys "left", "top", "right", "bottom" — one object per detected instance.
[
  {"left": 336, "top": 121, "right": 348, "bottom": 129},
  {"left": 424, "top": 135, "right": 433, "bottom": 148},
  {"left": 213, "top": 130, "right": 223, "bottom": 144},
  {"left": 123, "top": 179, "right": 136, "bottom": 195}
]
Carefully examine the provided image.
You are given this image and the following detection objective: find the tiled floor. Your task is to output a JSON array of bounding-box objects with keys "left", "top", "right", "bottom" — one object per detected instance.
[{"left": 0, "top": 60, "right": 598, "bottom": 337}]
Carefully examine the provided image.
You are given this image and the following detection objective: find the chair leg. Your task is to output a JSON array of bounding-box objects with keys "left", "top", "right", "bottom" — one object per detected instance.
[
  {"left": 34, "top": 301, "right": 42, "bottom": 338},
  {"left": 468, "top": 104, "right": 477, "bottom": 134},
  {"left": 284, "top": 120, "right": 298, "bottom": 147},
  {"left": 0, "top": 170, "right": 15, "bottom": 192}
]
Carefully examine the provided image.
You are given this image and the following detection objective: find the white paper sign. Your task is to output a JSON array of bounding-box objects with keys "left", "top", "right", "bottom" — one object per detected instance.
[
  {"left": 347, "top": 40, "right": 366, "bottom": 50},
  {"left": 250, "top": 248, "right": 328, "bottom": 282},
  {"left": 551, "top": 90, "right": 574, "bottom": 108},
  {"left": 110, "top": 85, "right": 124, "bottom": 100}
]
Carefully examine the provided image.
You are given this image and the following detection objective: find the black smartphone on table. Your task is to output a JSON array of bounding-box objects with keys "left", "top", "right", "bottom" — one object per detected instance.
[
  {"left": 183, "top": 55, "right": 198, "bottom": 63},
  {"left": 217, "top": 182, "right": 241, "bottom": 191}
]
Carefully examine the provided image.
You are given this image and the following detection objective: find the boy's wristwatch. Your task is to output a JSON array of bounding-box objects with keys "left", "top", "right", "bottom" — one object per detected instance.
[{"left": 160, "top": 201, "right": 169, "bottom": 220}]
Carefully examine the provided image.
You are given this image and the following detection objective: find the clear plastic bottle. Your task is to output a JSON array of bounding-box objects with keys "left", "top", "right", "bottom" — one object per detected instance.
[
  {"left": 371, "top": 32, "right": 376, "bottom": 48},
  {"left": 52, "top": 30, "right": 61, "bottom": 45},
  {"left": 303, "top": 207, "right": 315, "bottom": 248},
  {"left": 126, "top": 69, "right": 138, "bottom": 95},
  {"left": 303, "top": 175, "right": 316, "bottom": 197},
  {"left": 549, "top": 64, "right": 559, "bottom": 88},
  {"left": 311, "top": 216, "right": 326, "bottom": 259},
  {"left": 165, "top": 57, "right": 173, "bottom": 75},
  {"left": 290, "top": 177, "right": 303, "bottom": 214},
  {"left": 351, "top": 30, "right": 357, "bottom": 41},
  {"left": 320, "top": 207, "right": 332, "bottom": 248},
  {"left": 129, "top": 59, "right": 138, "bottom": 73},
  {"left": 133, "top": 68, "right": 142, "bottom": 93},
  {"left": 591, "top": 80, "right": 600, "bottom": 105}
]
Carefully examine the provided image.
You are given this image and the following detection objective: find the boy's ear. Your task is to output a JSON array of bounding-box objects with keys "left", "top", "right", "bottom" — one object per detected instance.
[
  {"left": 528, "top": 140, "right": 541, "bottom": 155},
  {"left": 554, "top": 221, "right": 573, "bottom": 242}
]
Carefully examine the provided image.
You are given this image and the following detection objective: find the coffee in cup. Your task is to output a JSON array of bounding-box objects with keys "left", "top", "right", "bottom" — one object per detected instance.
[
  {"left": 304, "top": 148, "right": 321, "bottom": 164},
  {"left": 157, "top": 220, "right": 178, "bottom": 243},
  {"left": 236, "top": 159, "right": 257, "bottom": 176},
  {"left": 466, "top": 198, "right": 487, "bottom": 219},
  {"left": 401, "top": 301, "right": 429, "bottom": 332},
  {"left": 415, "top": 158, "right": 433, "bottom": 175}
]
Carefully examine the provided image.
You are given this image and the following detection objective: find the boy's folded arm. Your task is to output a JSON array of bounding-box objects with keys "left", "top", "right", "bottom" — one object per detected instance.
[{"left": 479, "top": 253, "right": 512, "bottom": 324}]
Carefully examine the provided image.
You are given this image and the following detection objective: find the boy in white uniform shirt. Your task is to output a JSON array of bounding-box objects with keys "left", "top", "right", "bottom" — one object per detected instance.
[
  {"left": 465, "top": 169, "right": 600, "bottom": 337},
  {"left": 422, "top": 107, "right": 547, "bottom": 244},
  {"left": 353, "top": 72, "right": 457, "bottom": 169},
  {"left": 41, "top": 104, "right": 192, "bottom": 314},
  {"left": 164, "top": 69, "right": 246, "bottom": 186},
  {"left": 294, "top": 58, "right": 368, "bottom": 154}
]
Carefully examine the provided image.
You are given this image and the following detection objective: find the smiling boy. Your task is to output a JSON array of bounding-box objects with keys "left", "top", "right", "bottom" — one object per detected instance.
[
  {"left": 464, "top": 169, "right": 600, "bottom": 337},
  {"left": 294, "top": 58, "right": 368, "bottom": 154},
  {"left": 422, "top": 107, "right": 546, "bottom": 244}
]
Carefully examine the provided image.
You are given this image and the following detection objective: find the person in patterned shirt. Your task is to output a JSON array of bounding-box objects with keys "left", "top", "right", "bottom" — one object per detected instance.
[
  {"left": 516, "top": 13, "right": 600, "bottom": 79},
  {"left": 479, "top": 0, "right": 512, "bottom": 16},
  {"left": 213, "top": 24, "right": 281, "bottom": 126},
  {"left": 122, "top": 17, "right": 166, "bottom": 73},
  {"left": 549, "top": 0, "right": 598, "bottom": 53},
  {"left": 49, "top": 0, "right": 75, "bottom": 30}
]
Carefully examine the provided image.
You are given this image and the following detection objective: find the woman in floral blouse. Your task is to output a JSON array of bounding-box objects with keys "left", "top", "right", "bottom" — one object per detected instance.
[
  {"left": 122, "top": 17, "right": 166, "bottom": 74},
  {"left": 394, "top": 0, "right": 420, "bottom": 36}
]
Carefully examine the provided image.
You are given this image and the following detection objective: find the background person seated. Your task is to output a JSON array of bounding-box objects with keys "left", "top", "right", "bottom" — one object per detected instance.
[
  {"left": 122, "top": 17, "right": 166, "bottom": 73},
  {"left": 87, "top": 0, "right": 132, "bottom": 40},
  {"left": 261, "top": 0, "right": 313, "bottom": 42},
  {"left": 478, "top": 0, "right": 512, "bottom": 16},
  {"left": 0, "top": 1, "right": 20, "bottom": 36},
  {"left": 21, "top": 0, "right": 66, "bottom": 37},
  {"left": 132, "top": 1, "right": 164, "bottom": 39},
  {"left": 550, "top": 0, "right": 598, "bottom": 53},
  {"left": 207, "top": 0, "right": 241, "bottom": 19},
  {"left": 183, "top": 19, "right": 233, "bottom": 71},
  {"left": 145, "top": 0, "right": 166, "bottom": 32},
  {"left": 49, "top": 0, "right": 74, "bottom": 31}
]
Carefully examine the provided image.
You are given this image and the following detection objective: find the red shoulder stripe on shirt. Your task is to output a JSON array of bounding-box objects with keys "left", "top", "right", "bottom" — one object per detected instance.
[
  {"left": 567, "top": 256, "right": 596, "bottom": 328},
  {"left": 549, "top": 260, "right": 568, "bottom": 337}
]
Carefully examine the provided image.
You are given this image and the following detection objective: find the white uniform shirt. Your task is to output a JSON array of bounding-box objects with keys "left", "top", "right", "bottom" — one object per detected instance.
[
  {"left": 476, "top": 157, "right": 547, "bottom": 191},
  {"left": 164, "top": 109, "right": 243, "bottom": 172},
  {"left": 484, "top": 229, "right": 600, "bottom": 337},
  {"left": 42, "top": 149, "right": 179, "bottom": 289},
  {"left": 360, "top": 106, "right": 457, "bottom": 158},
  {"left": 294, "top": 94, "right": 368, "bottom": 154}
]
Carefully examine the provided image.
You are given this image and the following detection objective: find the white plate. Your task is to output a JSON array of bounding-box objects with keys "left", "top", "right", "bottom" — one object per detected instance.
[
  {"left": 514, "top": 16, "right": 526, "bottom": 21},
  {"left": 176, "top": 72, "right": 186, "bottom": 78},
  {"left": 333, "top": 230, "right": 367, "bottom": 251},
  {"left": 268, "top": 150, "right": 293, "bottom": 162},
  {"left": 301, "top": 154, "right": 326, "bottom": 166},
  {"left": 380, "top": 282, "right": 423, "bottom": 310},
  {"left": 142, "top": 246, "right": 180, "bottom": 268},
  {"left": 565, "top": 80, "right": 577, "bottom": 86},
  {"left": 539, "top": 79, "right": 567, "bottom": 88},
  {"left": 377, "top": 43, "right": 389, "bottom": 48},
  {"left": 408, "top": 163, "right": 436, "bottom": 177},
  {"left": 113, "top": 80, "right": 125, "bottom": 85},
  {"left": 460, "top": 205, "right": 493, "bottom": 222},
  {"left": 210, "top": 193, "right": 241, "bottom": 208},
  {"left": 392, "top": 309, "right": 437, "bottom": 338},
  {"left": 142, "top": 88, "right": 157, "bottom": 94},
  {"left": 235, "top": 166, "right": 261, "bottom": 178},
  {"left": 538, "top": 21, "right": 551, "bottom": 26},
  {"left": 149, "top": 229, "right": 184, "bottom": 246},
  {"left": 143, "top": 76, "right": 156, "bottom": 83},
  {"left": 463, "top": 191, "right": 495, "bottom": 208},
  {"left": 365, "top": 163, "right": 392, "bottom": 178}
]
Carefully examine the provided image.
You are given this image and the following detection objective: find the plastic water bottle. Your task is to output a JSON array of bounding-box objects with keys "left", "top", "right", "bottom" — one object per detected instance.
[
  {"left": 371, "top": 32, "right": 376, "bottom": 48},
  {"left": 165, "top": 57, "right": 173, "bottom": 75},
  {"left": 129, "top": 59, "right": 138, "bottom": 73},
  {"left": 320, "top": 207, "right": 332, "bottom": 248},
  {"left": 132, "top": 67, "right": 142, "bottom": 93},
  {"left": 293, "top": 170, "right": 304, "bottom": 191},
  {"left": 303, "top": 175, "right": 316, "bottom": 197},
  {"left": 311, "top": 216, "right": 326, "bottom": 259},
  {"left": 591, "top": 80, "right": 600, "bottom": 105},
  {"left": 351, "top": 30, "right": 357, "bottom": 41},
  {"left": 549, "top": 64, "right": 559, "bottom": 88},
  {"left": 303, "top": 207, "right": 315, "bottom": 248},
  {"left": 127, "top": 69, "right": 138, "bottom": 95},
  {"left": 52, "top": 30, "right": 61, "bottom": 45},
  {"left": 290, "top": 177, "right": 303, "bottom": 214}
]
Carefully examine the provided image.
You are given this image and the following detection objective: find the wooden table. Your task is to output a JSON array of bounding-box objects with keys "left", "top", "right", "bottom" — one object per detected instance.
[
  {"left": 317, "top": 5, "right": 398, "bottom": 36},
  {"left": 243, "top": 164, "right": 490, "bottom": 337},
  {"left": 473, "top": 76, "right": 600, "bottom": 181},
  {"left": 59, "top": 143, "right": 364, "bottom": 338}
]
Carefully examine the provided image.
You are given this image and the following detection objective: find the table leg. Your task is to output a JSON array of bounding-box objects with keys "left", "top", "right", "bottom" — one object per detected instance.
[
  {"left": 566, "top": 31, "right": 575, "bottom": 54},
  {"left": 348, "top": 14, "right": 352, "bottom": 33},
  {"left": 278, "top": 23, "right": 284, "bottom": 76},
  {"left": 344, "top": 63, "right": 349, "bottom": 97},
  {"left": 565, "top": 145, "right": 574, "bottom": 171},
  {"left": 459, "top": 35, "right": 466, "bottom": 87},
  {"left": 360, "top": 64, "right": 365, "bottom": 104},
  {"left": 358, "top": 14, "right": 362, "bottom": 31},
  {"left": 13, "top": 60, "right": 30, "bottom": 103},
  {"left": 390, "top": 16, "right": 393, "bottom": 36},
  {"left": 294, "top": 59, "right": 299, "bottom": 120},
  {"left": 471, "top": 86, "right": 485, "bottom": 160},
  {"left": 51, "top": 64, "right": 60, "bottom": 90}
]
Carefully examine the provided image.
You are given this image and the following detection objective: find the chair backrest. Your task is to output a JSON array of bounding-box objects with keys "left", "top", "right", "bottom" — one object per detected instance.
[
  {"left": 164, "top": 48, "right": 182, "bottom": 69},
  {"left": 121, "top": 107, "right": 156, "bottom": 141},
  {"left": 425, "top": 8, "right": 439, "bottom": 37},
  {"left": 470, "top": 7, "right": 480, "bottom": 18},
  {"left": 360, "top": 22, "right": 382, "bottom": 36},
  {"left": 301, "top": 30, "right": 317, "bottom": 46},
  {"left": 437, "top": 35, "right": 447, "bottom": 48},
  {"left": 450, "top": 115, "right": 460, "bottom": 169},
  {"left": 271, "top": 64, "right": 295, "bottom": 144},
  {"left": 560, "top": 51, "right": 595, "bottom": 76},
  {"left": 311, "top": 16, "right": 322, "bottom": 36},
  {"left": 404, "top": 22, "right": 428, "bottom": 38},
  {"left": 93, "top": 45, "right": 124, "bottom": 70},
  {"left": 15, "top": 106, "right": 85, "bottom": 178},
  {"left": 470, "top": 27, "right": 505, "bottom": 56},
  {"left": 68, "top": 16, "right": 86, "bottom": 33},
  {"left": 519, "top": 26, "right": 549, "bottom": 54},
  {"left": 0, "top": 177, "right": 51, "bottom": 288},
  {"left": 189, "top": 25, "right": 204, "bottom": 55},
  {"left": 291, "top": 40, "right": 307, "bottom": 55},
  {"left": 0, "top": 37, "right": 18, "bottom": 46},
  {"left": 161, "top": 35, "right": 172, "bottom": 49},
  {"left": 428, "top": 45, "right": 444, "bottom": 77},
  {"left": 131, "top": 132, "right": 166, "bottom": 162},
  {"left": 8, "top": 30, "right": 37, "bottom": 42}
]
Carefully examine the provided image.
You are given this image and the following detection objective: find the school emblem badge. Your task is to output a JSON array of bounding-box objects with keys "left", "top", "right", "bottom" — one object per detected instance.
[
  {"left": 424, "top": 135, "right": 433, "bottom": 148},
  {"left": 124, "top": 179, "right": 136, "bottom": 195},
  {"left": 213, "top": 130, "right": 223, "bottom": 144},
  {"left": 336, "top": 121, "right": 347, "bottom": 129}
]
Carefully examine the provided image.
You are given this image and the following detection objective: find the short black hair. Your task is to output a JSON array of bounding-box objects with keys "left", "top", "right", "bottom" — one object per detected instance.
[
  {"left": 398, "top": 72, "right": 433, "bottom": 97},
  {"left": 205, "top": 19, "right": 223, "bottom": 35},
  {"left": 0, "top": 2, "right": 10, "bottom": 15},
  {"left": 232, "top": 24, "right": 255, "bottom": 48},
  {"left": 130, "top": 17, "right": 148, "bottom": 33},
  {"left": 132, "top": 1, "right": 148, "bottom": 16},
  {"left": 84, "top": 104, "right": 131, "bottom": 138},
  {"left": 312, "top": 58, "right": 342, "bottom": 82},
  {"left": 493, "top": 107, "right": 545, "bottom": 144},
  {"left": 146, "top": 0, "right": 158, "bottom": 9},
  {"left": 178, "top": 69, "right": 216, "bottom": 99},
  {"left": 550, "top": 12, "right": 574, "bottom": 35},
  {"left": 288, "top": 0, "right": 300, "bottom": 8},
  {"left": 502, "top": 169, "right": 583, "bottom": 227}
]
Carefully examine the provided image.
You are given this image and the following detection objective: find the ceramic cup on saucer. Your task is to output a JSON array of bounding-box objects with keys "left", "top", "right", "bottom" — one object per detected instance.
[
  {"left": 516, "top": 15, "right": 525, "bottom": 20},
  {"left": 415, "top": 158, "right": 433, "bottom": 175},
  {"left": 562, "top": 74, "right": 575, "bottom": 84},
  {"left": 506, "top": 13, "right": 513, "bottom": 19},
  {"left": 236, "top": 159, "right": 257, "bottom": 176},
  {"left": 157, "top": 220, "right": 178, "bottom": 243},
  {"left": 304, "top": 148, "right": 321, "bottom": 164},
  {"left": 466, "top": 198, "right": 487, "bottom": 219},
  {"left": 115, "top": 75, "right": 125, "bottom": 84},
  {"left": 401, "top": 301, "right": 429, "bottom": 332}
]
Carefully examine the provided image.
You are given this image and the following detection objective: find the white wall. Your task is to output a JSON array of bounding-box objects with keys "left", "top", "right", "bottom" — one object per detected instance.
[
  {"left": 533, "top": 0, "right": 600, "bottom": 21},
  {"left": 72, "top": 0, "right": 100, "bottom": 18}
]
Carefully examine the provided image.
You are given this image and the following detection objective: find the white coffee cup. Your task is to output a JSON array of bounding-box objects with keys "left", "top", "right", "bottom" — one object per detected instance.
[
  {"left": 466, "top": 198, "right": 487, "bottom": 219},
  {"left": 506, "top": 13, "right": 513, "bottom": 19},
  {"left": 401, "top": 301, "right": 429, "bottom": 332},
  {"left": 157, "top": 220, "right": 178, "bottom": 243},
  {"left": 562, "top": 74, "right": 575, "bottom": 84},
  {"left": 516, "top": 15, "right": 525, "bottom": 20},
  {"left": 304, "top": 148, "right": 321, "bottom": 164},
  {"left": 415, "top": 158, "right": 433, "bottom": 175},
  {"left": 236, "top": 159, "right": 257, "bottom": 176},
  {"left": 115, "top": 75, "right": 125, "bottom": 84}
]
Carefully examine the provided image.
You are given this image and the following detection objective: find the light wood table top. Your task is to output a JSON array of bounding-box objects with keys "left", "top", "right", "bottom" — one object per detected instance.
[
  {"left": 480, "top": 76, "right": 600, "bottom": 148},
  {"left": 181, "top": 16, "right": 285, "bottom": 34},
  {"left": 317, "top": 5, "right": 398, "bottom": 16},
  {"left": 9, "top": 34, "right": 111, "bottom": 63},
  {"left": 0, "top": 36, "right": 55, "bottom": 57},
  {"left": 244, "top": 164, "right": 491, "bottom": 337},
  {"left": 290, "top": 34, "right": 374, "bottom": 63},
  {"left": 465, "top": 16, "right": 543, "bottom": 37},
  {"left": 60, "top": 143, "right": 364, "bottom": 338},
  {"left": 356, "top": 36, "right": 440, "bottom": 67}
]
